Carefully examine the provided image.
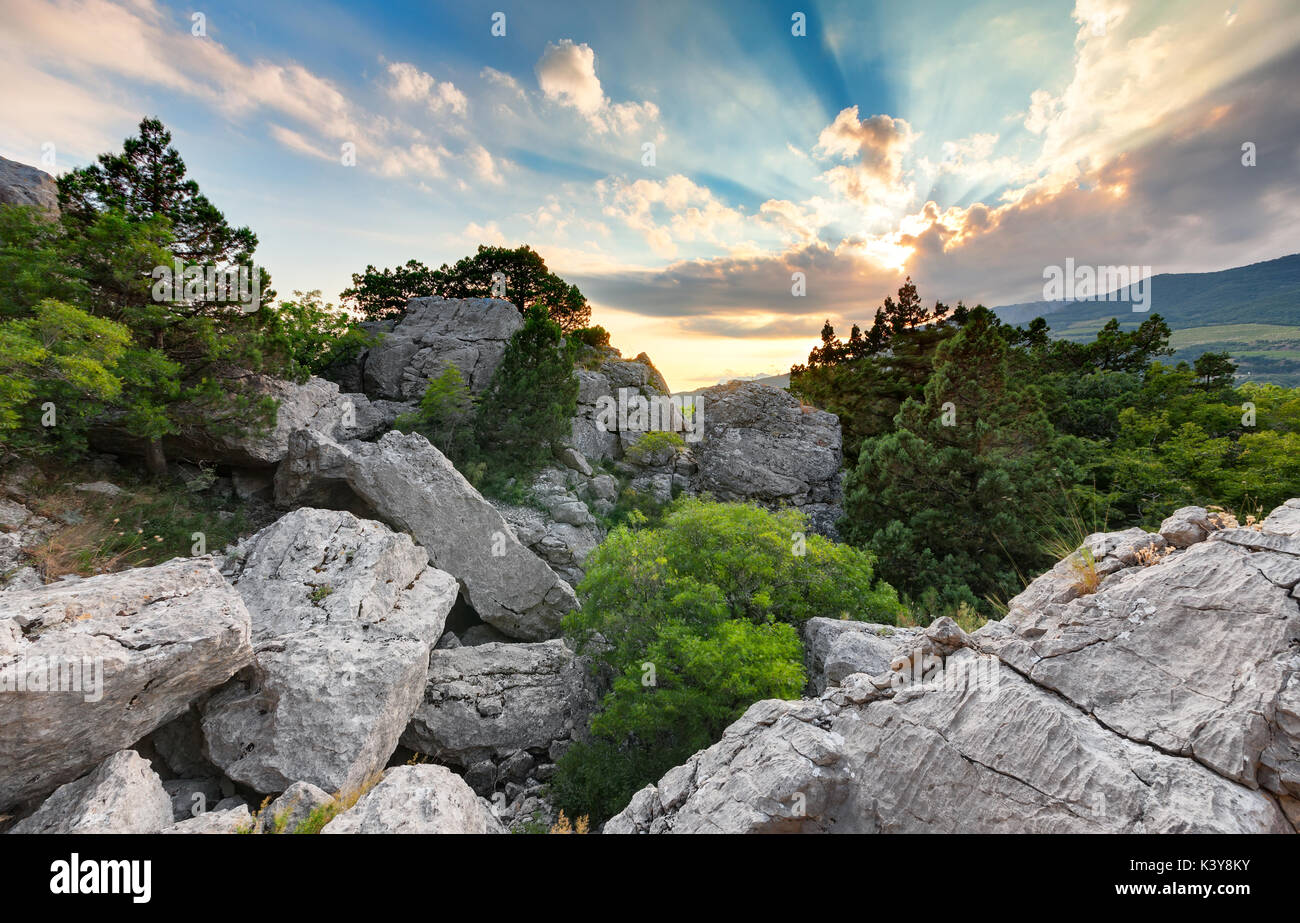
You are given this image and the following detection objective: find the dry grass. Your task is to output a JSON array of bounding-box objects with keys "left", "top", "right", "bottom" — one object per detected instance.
[
  {"left": 5, "top": 461, "right": 257, "bottom": 583},
  {"left": 549, "top": 810, "right": 590, "bottom": 834},
  {"left": 1066, "top": 546, "right": 1101, "bottom": 595}
]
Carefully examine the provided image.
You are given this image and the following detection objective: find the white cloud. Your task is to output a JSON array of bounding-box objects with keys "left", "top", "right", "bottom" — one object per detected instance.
[
  {"left": 535, "top": 39, "right": 658, "bottom": 134},
  {"left": 383, "top": 61, "right": 467, "bottom": 115}
]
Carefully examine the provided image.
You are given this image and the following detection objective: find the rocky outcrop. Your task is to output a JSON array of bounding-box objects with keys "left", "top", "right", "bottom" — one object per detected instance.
[
  {"left": 608, "top": 499, "right": 1300, "bottom": 834},
  {"left": 258, "top": 781, "right": 334, "bottom": 834},
  {"left": 362, "top": 297, "right": 522, "bottom": 400},
  {"left": 91, "top": 375, "right": 397, "bottom": 469},
  {"left": 321, "top": 763, "right": 504, "bottom": 834},
  {"left": 201, "top": 509, "right": 459, "bottom": 796},
  {"left": 285, "top": 431, "right": 580, "bottom": 640},
  {"left": 0, "top": 558, "right": 252, "bottom": 809},
  {"left": 10, "top": 750, "right": 173, "bottom": 834},
  {"left": 691, "top": 381, "right": 843, "bottom": 536},
  {"left": 0, "top": 155, "right": 59, "bottom": 214},
  {"left": 802, "top": 618, "right": 920, "bottom": 695},
  {"left": 402, "top": 640, "right": 596, "bottom": 783},
  {"left": 160, "top": 804, "right": 252, "bottom": 834}
]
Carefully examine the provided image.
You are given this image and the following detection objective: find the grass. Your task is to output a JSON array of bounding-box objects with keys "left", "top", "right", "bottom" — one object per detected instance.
[{"left": 10, "top": 462, "right": 263, "bottom": 582}]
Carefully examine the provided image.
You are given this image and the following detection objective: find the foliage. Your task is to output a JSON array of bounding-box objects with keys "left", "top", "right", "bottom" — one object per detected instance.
[
  {"left": 2, "top": 118, "right": 292, "bottom": 472},
  {"left": 553, "top": 498, "right": 901, "bottom": 822},
  {"left": 338, "top": 259, "right": 436, "bottom": 320},
  {"left": 622, "top": 429, "right": 684, "bottom": 465},
  {"left": 341, "top": 245, "right": 591, "bottom": 331},
  {"left": 261, "top": 290, "right": 376, "bottom": 380},
  {"left": 473, "top": 304, "right": 579, "bottom": 481},
  {"left": 795, "top": 273, "right": 1299, "bottom": 617},
  {"left": 394, "top": 364, "right": 476, "bottom": 465}
]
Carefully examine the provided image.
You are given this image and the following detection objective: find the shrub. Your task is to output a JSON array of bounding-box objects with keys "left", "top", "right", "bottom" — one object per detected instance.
[
  {"left": 473, "top": 304, "right": 578, "bottom": 481},
  {"left": 553, "top": 498, "right": 901, "bottom": 822},
  {"left": 622, "top": 429, "right": 684, "bottom": 466},
  {"left": 394, "top": 365, "right": 476, "bottom": 465}
]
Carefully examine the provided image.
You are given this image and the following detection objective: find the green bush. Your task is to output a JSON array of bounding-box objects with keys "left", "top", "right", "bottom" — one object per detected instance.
[
  {"left": 473, "top": 304, "right": 578, "bottom": 481},
  {"left": 394, "top": 365, "right": 476, "bottom": 465},
  {"left": 553, "top": 498, "right": 901, "bottom": 823},
  {"left": 622, "top": 429, "right": 684, "bottom": 466}
]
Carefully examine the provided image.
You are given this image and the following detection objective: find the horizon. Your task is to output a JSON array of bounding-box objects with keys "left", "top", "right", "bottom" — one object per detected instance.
[{"left": 4, "top": 0, "right": 1300, "bottom": 389}]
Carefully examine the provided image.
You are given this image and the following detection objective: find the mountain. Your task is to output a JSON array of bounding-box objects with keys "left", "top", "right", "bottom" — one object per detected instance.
[
  {"left": 675, "top": 372, "right": 789, "bottom": 397},
  {"left": 992, "top": 253, "right": 1300, "bottom": 386}
]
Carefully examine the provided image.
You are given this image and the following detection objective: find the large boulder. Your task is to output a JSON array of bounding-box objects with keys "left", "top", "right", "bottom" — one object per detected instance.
[
  {"left": 691, "top": 381, "right": 844, "bottom": 536},
  {"left": 321, "top": 763, "right": 504, "bottom": 834},
  {"left": 363, "top": 297, "right": 522, "bottom": 400},
  {"left": 0, "top": 558, "right": 252, "bottom": 809},
  {"left": 802, "top": 618, "right": 920, "bottom": 695},
  {"left": 0, "top": 155, "right": 58, "bottom": 214},
  {"left": 342, "top": 432, "right": 579, "bottom": 640},
  {"left": 200, "top": 509, "right": 459, "bottom": 795},
  {"left": 402, "top": 640, "right": 597, "bottom": 771},
  {"left": 10, "top": 750, "right": 173, "bottom": 834},
  {"left": 91, "top": 376, "right": 391, "bottom": 468},
  {"left": 607, "top": 499, "right": 1300, "bottom": 834}
]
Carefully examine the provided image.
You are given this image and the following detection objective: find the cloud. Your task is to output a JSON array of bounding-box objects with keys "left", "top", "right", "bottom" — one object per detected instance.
[
  {"left": 813, "top": 107, "right": 917, "bottom": 223},
  {"left": 383, "top": 61, "right": 467, "bottom": 115},
  {"left": 268, "top": 124, "right": 335, "bottom": 161},
  {"left": 534, "top": 39, "right": 659, "bottom": 134}
]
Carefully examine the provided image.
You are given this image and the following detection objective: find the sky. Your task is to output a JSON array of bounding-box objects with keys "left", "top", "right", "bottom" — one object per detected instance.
[{"left": 2, "top": 0, "right": 1299, "bottom": 390}]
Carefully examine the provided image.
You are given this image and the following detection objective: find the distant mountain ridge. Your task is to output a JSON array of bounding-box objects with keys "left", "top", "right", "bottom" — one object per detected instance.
[{"left": 991, "top": 253, "right": 1300, "bottom": 386}]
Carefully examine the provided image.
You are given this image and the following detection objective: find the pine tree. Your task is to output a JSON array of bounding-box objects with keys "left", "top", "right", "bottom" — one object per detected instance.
[
  {"left": 474, "top": 305, "right": 579, "bottom": 480},
  {"left": 842, "top": 308, "right": 1079, "bottom": 608},
  {"left": 52, "top": 118, "right": 279, "bottom": 474}
]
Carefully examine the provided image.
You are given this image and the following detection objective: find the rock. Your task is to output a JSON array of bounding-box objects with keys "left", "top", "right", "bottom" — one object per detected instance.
[
  {"left": 1262, "top": 499, "right": 1300, "bottom": 538},
  {"left": 272, "top": 427, "right": 356, "bottom": 508},
  {"left": 201, "top": 509, "right": 459, "bottom": 795},
  {"left": 802, "top": 618, "right": 920, "bottom": 695},
  {"left": 0, "top": 155, "right": 59, "bottom": 214},
  {"left": 231, "top": 469, "right": 274, "bottom": 502},
  {"left": 459, "top": 624, "right": 512, "bottom": 646},
  {"left": 608, "top": 504, "right": 1300, "bottom": 834},
  {"left": 10, "top": 751, "right": 172, "bottom": 834},
  {"left": 402, "top": 640, "right": 597, "bottom": 774},
  {"left": 692, "top": 381, "right": 843, "bottom": 537},
  {"left": 587, "top": 474, "right": 618, "bottom": 503},
  {"left": 321, "top": 764, "right": 504, "bottom": 834},
  {"left": 93, "top": 376, "right": 386, "bottom": 468},
  {"left": 72, "top": 481, "right": 123, "bottom": 498},
  {"left": 259, "top": 781, "right": 334, "bottom": 834},
  {"left": 0, "top": 558, "right": 253, "bottom": 809},
  {"left": 1158, "top": 505, "right": 1216, "bottom": 547},
  {"left": 363, "top": 297, "right": 522, "bottom": 399},
  {"left": 162, "top": 778, "right": 225, "bottom": 821},
  {"left": 147, "top": 709, "right": 222, "bottom": 779},
  {"left": 556, "top": 446, "right": 594, "bottom": 477},
  {"left": 342, "top": 432, "right": 579, "bottom": 640},
  {"left": 159, "top": 804, "right": 252, "bottom": 834}
]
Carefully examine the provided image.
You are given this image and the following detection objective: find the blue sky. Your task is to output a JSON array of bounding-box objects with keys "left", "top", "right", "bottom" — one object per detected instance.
[{"left": 3, "top": 0, "right": 1300, "bottom": 388}]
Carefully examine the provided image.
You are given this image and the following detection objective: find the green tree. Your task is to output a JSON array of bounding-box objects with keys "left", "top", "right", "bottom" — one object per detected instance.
[
  {"left": 473, "top": 304, "right": 579, "bottom": 480},
  {"left": 39, "top": 119, "right": 283, "bottom": 473},
  {"left": 842, "top": 308, "right": 1083, "bottom": 609},
  {"left": 394, "top": 365, "right": 476, "bottom": 464},
  {"left": 554, "top": 498, "right": 901, "bottom": 822},
  {"left": 339, "top": 259, "right": 436, "bottom": 320},
  {"left": 0, "top": 299, "right": 131, "bottom": 454},
  {"left": 341, "top": 245, "right": 591, "bottom": 330}
]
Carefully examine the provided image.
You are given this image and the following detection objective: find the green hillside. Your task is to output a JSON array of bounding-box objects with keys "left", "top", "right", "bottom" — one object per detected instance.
[{"left": 994, "top": 254, "right": 1300, "bottom": 385}]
